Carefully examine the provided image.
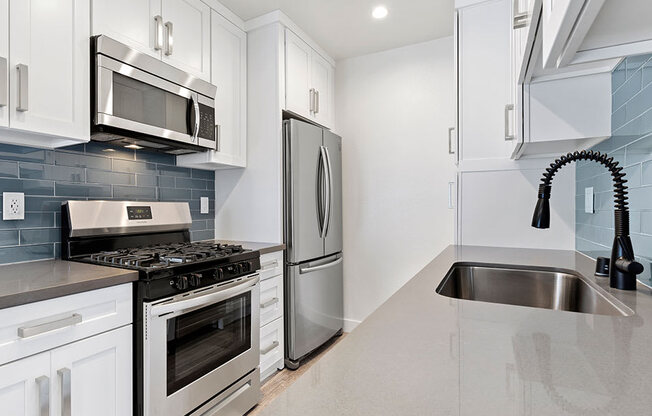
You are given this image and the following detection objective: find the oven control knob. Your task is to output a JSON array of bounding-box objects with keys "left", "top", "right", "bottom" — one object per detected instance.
[
  {"left": 216, "top": 268, "right": 224, "bottom": 280},
  {"left": 188, "top": 273, "right": 202, "bottom": 287},
  {"left": 175, "top": 275, "right": 189, "bottom": 290},
  {"left": 239, "top": 261, "right": 250, "bottom": 273}
]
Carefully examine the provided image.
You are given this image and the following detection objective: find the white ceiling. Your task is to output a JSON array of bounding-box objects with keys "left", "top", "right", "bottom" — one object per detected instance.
[{"left": 218, "top": 0, "right": 454, "bottom": 60}]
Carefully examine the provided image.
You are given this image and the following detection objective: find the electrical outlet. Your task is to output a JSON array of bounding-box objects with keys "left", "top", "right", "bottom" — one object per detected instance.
[
  {"left": 200, "top": 197, "right": 209, "bottom": 214},
  {"left": 3, "top": 192, "right": 25, "bottom": 220}
]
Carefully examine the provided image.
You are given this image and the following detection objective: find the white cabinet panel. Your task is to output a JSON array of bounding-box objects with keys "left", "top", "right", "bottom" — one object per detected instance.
[
  {"left": 0, "top": 352, "right": 50, "bottom": 416},
  {"left": 259, "top": 250, "right": 283, "bottom": 281},
  {"left": 311, "top": 52, "right": 333, "bottom": 128},
  {"left": 91, "top": 0, "right": 161, "bottom": 59},
  {"left": 9, "top": 0, "right": 90, "bottom": 140},
  {"left": 285, "top": 29, "right": 312, "bottom": 120},
  {"left": 259, "top": 317, "right": 284, "bottom": 381},
  {"left": 0, "top": 0, "right": 8, "bottom": 128},
  {"left": 176, "top": 10, "right": 246, "bottom": 169},
  {"left": 161, "top": 0, "right": 211, "bottom": 81},
  {"left": 541, "top": 0, "right": 584, "bottom": 69},
  {"left": 458, "top": 0, "right": 513, "bottom": 161},
  {"left": 50, "top": 325, "right": 132, "bottom": 416}
]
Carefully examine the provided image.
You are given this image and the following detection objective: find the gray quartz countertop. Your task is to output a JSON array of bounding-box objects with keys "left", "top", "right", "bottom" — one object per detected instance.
[
  {"left": 215, "top": 240, "right": 285, "bottom": 255},
  {"left": 0, "top": 260, "right": 138, "bottom": 309},
  {"left": 256, "top": 245, "right": 652, "bottom": 416}
]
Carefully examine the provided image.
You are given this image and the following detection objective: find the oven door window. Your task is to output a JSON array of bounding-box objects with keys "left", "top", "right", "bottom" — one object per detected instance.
[
  {"left": 166, "top": 292, "right": 251, "bottom": 395},
  {"left": 112, "top": 73, "right": 191, "bottom": 135}
]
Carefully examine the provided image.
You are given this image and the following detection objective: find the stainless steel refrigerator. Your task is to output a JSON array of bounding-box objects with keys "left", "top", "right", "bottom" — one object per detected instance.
[{"left": 283, "top": 118, "right": 343, "bottom": 369}]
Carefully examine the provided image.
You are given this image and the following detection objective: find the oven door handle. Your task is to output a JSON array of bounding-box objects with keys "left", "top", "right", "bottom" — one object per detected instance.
[{"left": 150, "top": 274, "right": 259, "bottom": 316}]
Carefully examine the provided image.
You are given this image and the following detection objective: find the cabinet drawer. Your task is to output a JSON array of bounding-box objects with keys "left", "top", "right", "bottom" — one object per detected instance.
[
  {"left": 260, "top": 274, "right": 283, "bottom": 327},
  {"left": 260, "top": 317, "right": 284, "bottom": 381},
  {"left": 259, "top": 250, "right": 283, "bottom": 281},
  {"left": 0, "top": 283, "right": 132, "bottom": 365}
]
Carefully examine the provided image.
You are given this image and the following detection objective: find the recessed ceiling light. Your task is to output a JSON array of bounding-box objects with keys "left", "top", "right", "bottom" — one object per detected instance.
[
  {"left": 125, "top": 144, "right": 144, "bottom": 150},
  {"left": 372, "top": 6, "right": 388, "bottom": 19}
]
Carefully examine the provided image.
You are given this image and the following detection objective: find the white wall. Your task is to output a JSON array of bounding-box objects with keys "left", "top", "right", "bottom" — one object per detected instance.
[{"left": 335, "top": 37, "right": 456, "bottom": 331}]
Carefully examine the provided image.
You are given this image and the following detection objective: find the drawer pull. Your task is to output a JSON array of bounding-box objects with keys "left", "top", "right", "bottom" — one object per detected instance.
[
  {"left": 18, "top": 313, "right": 82, "bottom": 338},
  {"left": 261, "top": 260, "right": 279, "bottom": 270},
  {"left": 260, "top": 297, "right": 279, "bottom": 309},
  {"left": 261, "top": 340, "right": 279, "bottom": 355}
]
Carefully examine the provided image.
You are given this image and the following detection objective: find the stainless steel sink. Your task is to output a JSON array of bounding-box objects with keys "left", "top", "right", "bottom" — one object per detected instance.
[{"left": 436, "top": 263, "right": 634, "bottom": 316}]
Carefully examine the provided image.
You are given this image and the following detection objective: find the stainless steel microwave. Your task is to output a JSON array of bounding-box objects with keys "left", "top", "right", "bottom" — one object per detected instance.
[{"left": 91, "top": 35, "right": 217, "bottom": 154}]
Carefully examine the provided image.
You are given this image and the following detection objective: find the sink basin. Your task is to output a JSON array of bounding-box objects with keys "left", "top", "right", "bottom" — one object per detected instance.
[{"left": 436, "top": 263, "right": 634, "bottom": 316}]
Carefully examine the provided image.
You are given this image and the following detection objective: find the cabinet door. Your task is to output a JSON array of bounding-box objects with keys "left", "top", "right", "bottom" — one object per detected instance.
[
  {"left": 541, "top": 0, "right": 584, "bottom": 69},
  {"left": 458, "top": 0, "right": 513, "bottom": 160},
  {"left": 50, "top": 326, "right": 132, "bottom": 416},
  {"left": 0, "top": 352, "right": 50, "bottom": 416},
  {"left": 92, "top": 0, "right": 162, "bottom": 59},
  {"left": 212, "top": 10, "right": 247, "bottom": 165},
  {"left": 285, "top": 29, "right": 313, "bottom": 120},
  {"left": 311, "top": 52, "right": 334, "bottom": 128},
  {"left": 9, "top": 0, "right": 89, "bottom": 140},
  {"left": 0, "top": 0, "right": 7, "bottom": 128},
  {"left": 161, "top": 0, "right": 211, "bottom": 81}
]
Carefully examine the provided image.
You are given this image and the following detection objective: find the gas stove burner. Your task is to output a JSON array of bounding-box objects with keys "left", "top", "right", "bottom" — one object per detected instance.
[{"left": 86, "top": 242, "right": 247, "bottom": 270}]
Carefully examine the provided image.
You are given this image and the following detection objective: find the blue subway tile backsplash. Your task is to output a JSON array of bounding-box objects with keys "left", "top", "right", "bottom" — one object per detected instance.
[
  {"left": 0, "top": 142, "right": 215, "bottom": 265},
  {"left": 576, "top": 53, "right": 652, "bottom": 284}
]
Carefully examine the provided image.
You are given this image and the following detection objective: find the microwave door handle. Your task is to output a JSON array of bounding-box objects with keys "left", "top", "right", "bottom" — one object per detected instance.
[
  {"left": 190, "top": 93, "right": 200, "bottom": 142},
  {"left": 150, "top": 274, "right": 259, "bottom": 316}
]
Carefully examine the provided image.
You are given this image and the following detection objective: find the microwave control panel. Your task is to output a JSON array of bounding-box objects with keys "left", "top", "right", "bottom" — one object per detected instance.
[{"left": 198, "top": 103, "right": 215, "bottom": 141}]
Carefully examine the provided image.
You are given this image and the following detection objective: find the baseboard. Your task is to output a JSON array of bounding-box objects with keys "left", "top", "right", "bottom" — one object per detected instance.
[{"left": 343, "top": 318, "right": 361, "bottom": 333}]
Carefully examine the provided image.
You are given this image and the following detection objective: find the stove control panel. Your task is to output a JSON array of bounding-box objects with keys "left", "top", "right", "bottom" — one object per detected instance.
[{"left": 163, "top": 258, "right": 261, "bottom": 296}]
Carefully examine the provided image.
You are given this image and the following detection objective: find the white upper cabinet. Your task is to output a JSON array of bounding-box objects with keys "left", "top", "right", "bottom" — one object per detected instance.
[
  {"left": 541, "top": 0, "right": 586, "bottom": 69},
  {"left": 161, "top": 0, "right": 211, "bottom": 81},
  {"left": 7, "top": 0, "right": 89, "bottom": 141},
  {"left": 91, "top": 0, "right": 161, "bottom": 59},
  {"left": 177, "top": 9, "right": 247, "bottom": 169},
  {"left": 285, "top": 28, "right": 334, "bottom": 129},
  {"left": 92, "top": 0, "right": 211, "bottom": 81},
  {"left": 285, "top": 30, "right": 313, "bottom": 120},
  {"left": 457, "top": 0, "right": 515, "bottom": 161},
  {"left": 0, "top": 0, "right": 8, "bottom": 129}
]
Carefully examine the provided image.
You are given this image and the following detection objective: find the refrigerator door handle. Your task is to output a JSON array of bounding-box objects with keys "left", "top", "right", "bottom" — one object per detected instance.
[
  {"left": 323, "top": 146, "right": 333, "bottom": 238},
  {"left": 319, "top": 146, "right": 329, "bottom": 238},
  {"left": 300, "top": 256, "right": 343, "bottom": 274}
]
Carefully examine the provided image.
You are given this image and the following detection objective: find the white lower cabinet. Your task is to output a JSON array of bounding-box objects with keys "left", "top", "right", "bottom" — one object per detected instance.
[
  {"left": 258, "top": 250, "right": 285, "bottom": 381},
  {"left": 0, "top": 284, "right": 133, "bottom": 416}
]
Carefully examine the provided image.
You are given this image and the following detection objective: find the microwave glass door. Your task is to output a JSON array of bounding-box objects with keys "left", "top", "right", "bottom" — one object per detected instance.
[
  {"left": 166, "top": 292, "right": 252, "bottom": 395},
  {"left": 112, "top": 73, "right": 191, "bottom": 136}
]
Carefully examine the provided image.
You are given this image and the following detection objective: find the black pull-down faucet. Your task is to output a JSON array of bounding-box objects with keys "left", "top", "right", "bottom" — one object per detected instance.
[{"left": 531, "top": 150, "right": 644, "bottom": 290}]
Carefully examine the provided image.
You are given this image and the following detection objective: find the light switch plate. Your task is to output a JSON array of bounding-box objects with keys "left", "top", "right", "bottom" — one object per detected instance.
[
  {"left": 585, "top": 187, "right": 594, "bottom": 213},
  {"left": 200, "top": 197, "right": 209, "bottom": 214},
  {"left": 3, "top": 192, "right": 25, "bottom": 220}
]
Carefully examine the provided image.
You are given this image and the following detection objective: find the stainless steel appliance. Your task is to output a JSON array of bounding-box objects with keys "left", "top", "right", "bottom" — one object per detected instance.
[
  {"left": 283, "top": 118, "right": 343, "bottom": 369},
  {"left": 91, "top": 35, "right": 217, "bottom": 154},
  {"left": 61, "top": 201, "right": 261, "bottom": 416}
]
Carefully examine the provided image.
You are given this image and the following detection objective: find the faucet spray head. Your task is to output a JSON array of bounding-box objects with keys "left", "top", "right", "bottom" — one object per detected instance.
[{"left": 531, "top": 185, "right": 551, "bottom": 229}]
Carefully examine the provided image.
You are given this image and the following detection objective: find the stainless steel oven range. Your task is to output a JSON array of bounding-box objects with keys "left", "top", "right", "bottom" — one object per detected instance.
[{"left": 61, "top": 201, "right": 261, "bottom": 416}]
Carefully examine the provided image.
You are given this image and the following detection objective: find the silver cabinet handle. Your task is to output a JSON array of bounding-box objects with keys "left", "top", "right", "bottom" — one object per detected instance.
[
  {"left": 448, "top": 127, "right": 455, "bottom": 154},
  {"left": 18, "top": 313, "right": 82, "bottom": 338},
  {"left": 0, "top": 56, "right": 7, "bottom": 107},
  {"left": 315, "top": 90, "right": 320, "bottom": 114},
  {"left": 260, "top": 297, "right": 279, "bottom": 309},
  {"left": 164, "top": 21, "right": 173, "bottom": 56},
  {"left": 16, "top": 63, "right": 28, "bottom": 112},
  {"left": 504, "top": 104, "right": 514, "bottom": 141},
  {"left": 300, "top": 256, "right": 342, "bottom": 274},
  {"left": 154, "top": 15, "right": 164, "bottom": 50},
  {"left": 58, "top": 368, "right": 71, "bottom": 416},
  {"left": 513, "top": 0, "right": 529, "bottom": 29},
  {"left": 36, "top": 376, "right": 50, "bottom": 416},
  {"left": 215, "top": 124, "right": 221, "bottom": 151},
  {"left": 261, "top": 341, "right": 279, "bottom": 355},
  {"left": 309, "top": 88, "right": 315, "bottom": 113}
]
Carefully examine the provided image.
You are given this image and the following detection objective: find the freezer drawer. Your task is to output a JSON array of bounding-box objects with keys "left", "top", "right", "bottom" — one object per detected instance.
[{"left": 286, "top": 254, "right": 343, "bottom": 361}]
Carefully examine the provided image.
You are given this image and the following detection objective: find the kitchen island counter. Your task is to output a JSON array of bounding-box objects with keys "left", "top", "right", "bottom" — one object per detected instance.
[{"left": 256, "top": 245, "right": 652, "bottom": 415}]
